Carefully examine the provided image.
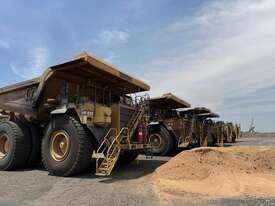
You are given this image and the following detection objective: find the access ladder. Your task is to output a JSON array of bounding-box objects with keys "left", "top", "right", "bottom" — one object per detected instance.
[{"left": 92, "top": 99, "right": 149, "bottom": 176}]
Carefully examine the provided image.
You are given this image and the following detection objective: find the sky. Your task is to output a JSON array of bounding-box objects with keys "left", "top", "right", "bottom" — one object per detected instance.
[{"left": 0, "top": 0, "right": 274, "bottom": 132}]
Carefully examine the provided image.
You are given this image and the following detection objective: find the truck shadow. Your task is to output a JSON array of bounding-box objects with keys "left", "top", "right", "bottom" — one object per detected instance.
[
  {"left": 223, "top": 140, "right": 245, "bottom": 147},
  {"left": 74, "top": 156, "right": 169, "bottom": 183}
]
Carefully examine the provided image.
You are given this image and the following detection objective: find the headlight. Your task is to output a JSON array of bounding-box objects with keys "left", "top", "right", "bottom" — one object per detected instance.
[
  {"left": 87, "top": 111, "right": 93, "bottom": 116},
  {"left": 81, "top": 111, "right": 94, "bottom": 116}
]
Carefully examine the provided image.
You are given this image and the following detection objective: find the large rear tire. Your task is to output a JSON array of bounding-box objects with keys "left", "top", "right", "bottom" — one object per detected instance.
[
  {"left": 41, "top": 115, "right": 93, "bottom": 176},
  {"left": 207, "top": 134, "right": 216, "bottom": 147},
  {"left": 0, "top": 121, "right": 31, "bottom": 170},
  {"left": 149, "top": 126, "right": 174, "bottom": 156},
  {"left": 232, "top": 134, "right": 236, "bottom": 143},
  {"left": 200, "top": 136, "right": 208, "bottom": 147}
]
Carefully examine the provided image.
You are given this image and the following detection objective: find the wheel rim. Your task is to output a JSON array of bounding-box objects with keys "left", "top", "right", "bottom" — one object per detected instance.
[
  {"left": 149, "top": 134, "right": 163, "bottom": 149},
  {"left": 0, "top": 134, "right": 9, "bottom": 159},
  {"left": 50, "top": 130, "right": 70, "bottom": 162}
]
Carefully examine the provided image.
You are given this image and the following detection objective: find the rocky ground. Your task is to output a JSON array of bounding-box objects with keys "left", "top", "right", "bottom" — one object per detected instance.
[{"left": 0, "top": 133, "right": 275, "bottom": 206}]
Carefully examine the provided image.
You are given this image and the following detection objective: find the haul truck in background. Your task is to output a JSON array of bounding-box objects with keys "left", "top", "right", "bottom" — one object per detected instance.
[
  {"left": 223, "top": 122, "right": 242, "bottom": 143},
  {"left": 235, "top": 123, "right": 242, "bottom": 140},
  {"left": 148, "top": 94, "right": 223, "bottom": 156},
  {"left": 194, "top": 112, "right": 222, "bottom": 147},
  {"left": 0, "top": 52, "right": 151, "bottom": 177},
  {"left": 179, "top": 107, "right": 222, "bottom": 148},
  {"left": 148, "top": 93, "right": 191, "bottom": 156}
]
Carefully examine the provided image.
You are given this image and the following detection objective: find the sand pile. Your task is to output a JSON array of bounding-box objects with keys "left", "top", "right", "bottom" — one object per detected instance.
[{"left": 154, "top": 146, "right": 275, "bottom": 198}]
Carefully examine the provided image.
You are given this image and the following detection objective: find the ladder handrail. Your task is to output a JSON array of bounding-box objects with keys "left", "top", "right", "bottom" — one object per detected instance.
[
  {"left": 107, "top": 127, "right": 129, "bottom": 158},
  {"left": 127, "top": 99, "right": 148, "bottom": 138},
  {"left": 127, "top": 106, "right": 142, "bottom": 127},
  {"left": 96, "top": 128, "right": 118, "bottom": 154},
  {"left": 128, "top": 110, "right": 141, "bottom": 130}
]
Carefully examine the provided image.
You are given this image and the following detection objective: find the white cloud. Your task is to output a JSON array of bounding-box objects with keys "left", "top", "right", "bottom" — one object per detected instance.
[
  {"left": 93, "top": 29, "right": 130, "bottom": 45},
  {"left": 0, "top": 39, "right": 10, "bottom": 49},
  {"left": 144, "top": 0, "right": 275, "bottom": 131},
  {"left": 10, "top": 46, "right": 49, "bottom": 79}
]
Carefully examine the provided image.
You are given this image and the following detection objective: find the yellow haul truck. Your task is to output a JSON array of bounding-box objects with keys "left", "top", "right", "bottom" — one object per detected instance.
[
  {"left": 148, "top": 93, "right": 191, "bottom": 155},
  {"left": 0, "top": 52, "right": 150, "bottom": 176},
  {"left": 195, "top": 112, "right": 221, "bottom": 147},
  {"left": 149, "top": 96, "right": 222, "bottom": 156},
  {"left": 179, "top": 107, "right": 222, "bottom": 148},
  {"left": 234, "top": 123, "right": 242, "bottom": 140},
  {"left": 224, "top": 122, "right": 241, "bottom": 143}
]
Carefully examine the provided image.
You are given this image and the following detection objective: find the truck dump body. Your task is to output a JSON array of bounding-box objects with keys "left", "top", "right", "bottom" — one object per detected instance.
[
  {"left": 196, "top": 112, "right": 220, "bottom": 119},
  {"left": 0, "top": 52, "right": 149, "bottom": 121},
  {"left": 179, "top": 107, "right": 211, "bottom": 117},
  {"left": 150, "top": 93, "right": 191, "bottom": 110}
]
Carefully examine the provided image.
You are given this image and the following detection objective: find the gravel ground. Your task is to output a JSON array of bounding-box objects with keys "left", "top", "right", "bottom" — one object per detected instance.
[
  {"left": 230, "top": 134, "right": 275, "bottom": 146},
  {"left": 0, "top": 156, "right": 170, "bottom": 206},
  {"left": 0, "top": 134, "right": 275, "bottom": 206}
]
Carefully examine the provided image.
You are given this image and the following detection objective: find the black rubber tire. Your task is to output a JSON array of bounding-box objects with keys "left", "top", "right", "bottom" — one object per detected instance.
[
  {"left": 207, "top": 134, "right": 216, "bottom": 147},
  {"left": 200, "top": 136, "right": 208, "bottom": 147},
  {"left": 117, "top": 150, "right": 139, "bottom": 164},
  {"left": 232, "top": 135, "right": 236, "bottom": 143},
  {"left": 41, "top": 115, "right": 93, "bottom": 177},
  {"left": 218, "top": 135, "right": 224, "bottom": 146},
  {"left": 191, "top": 133, "right": 200, "bottom": 147},
  {"left": 149, "top": 126, "right": 174, "bottom": 156},
  {"left": 0, "top": 121, "right": 31, "bottom": 170},
  {"left": 26, "top": 123, "right": 42, "bottom": 166}
]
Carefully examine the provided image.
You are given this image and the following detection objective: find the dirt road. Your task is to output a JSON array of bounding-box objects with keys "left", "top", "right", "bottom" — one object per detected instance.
[
  {"left": 0, "top": 134, "right": 275, "bottom": 206},
  {"left": 231, "top": 133, "right": 275, "bottom": 146}
]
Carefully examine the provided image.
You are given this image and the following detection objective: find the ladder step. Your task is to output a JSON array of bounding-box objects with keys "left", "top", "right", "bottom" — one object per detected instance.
[
  {"left": 95, "top": 172, "right": 108, "bottom": 176},
  {"left": 92, "top": 151, "right": 105, "bottom": 159},
  {"left": 179, "top": 142, "right": 189, "bottom": 148},
  {"left": 99, "top": 166, "right": 108, "bottom": 170},
  {"left": 101, "top": 161, "right": 113, "bottom": 166}
]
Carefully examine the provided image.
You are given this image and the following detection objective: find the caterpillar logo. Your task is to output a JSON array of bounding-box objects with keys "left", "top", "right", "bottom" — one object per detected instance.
[{"left": 25, "top": 87, "right": 37, "bottom": 102}]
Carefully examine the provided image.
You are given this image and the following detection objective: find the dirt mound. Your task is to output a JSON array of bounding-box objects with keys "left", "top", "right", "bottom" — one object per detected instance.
[{"left": 154, "top": 146, "right": 275, "bottom": 199}]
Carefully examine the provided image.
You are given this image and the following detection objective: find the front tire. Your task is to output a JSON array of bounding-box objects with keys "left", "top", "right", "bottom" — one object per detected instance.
[
  {"left": 149, "top": 126, "right": 173, "bottom": 156},
  {"left": 41, "top": 115, "right": 93, "bottom": 176}
]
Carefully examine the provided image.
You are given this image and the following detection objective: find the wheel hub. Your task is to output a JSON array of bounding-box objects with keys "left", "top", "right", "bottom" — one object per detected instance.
[
  {"left": 0, "top": 134, "right": 9, "bottom": 159},
  {"left": 50, "top": 130, "right": 70, "bottom": 162},
  {"left": 149, "top": 134, "right": 162, "bottom": 148}
]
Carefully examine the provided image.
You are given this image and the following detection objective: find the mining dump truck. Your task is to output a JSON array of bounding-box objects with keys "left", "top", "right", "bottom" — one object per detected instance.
[
  {"left": 224, "top": 122, "right": 241, "bottom": 143},
  {"left": 195, "top": 112, "right": 222, "bottom": 147},
  {"left": 235, "top": 123, "right": 242, "bottom": 139},
  {"left": 179, "top": 107, "right": 221, "bottom": 148},
  {"left": 0, "top": 52, "right": 151, "bottom": 177},
  {"left": 211, "top": 121, "right": 224, "bottom": 147},
  {"left": 148, "top": 93, "right": 191, "bottom": 156}
]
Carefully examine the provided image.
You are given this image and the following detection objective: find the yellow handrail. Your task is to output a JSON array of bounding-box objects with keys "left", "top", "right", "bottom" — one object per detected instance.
[
  {"left": 107, "top": 127, "right": 129, "bottom": 157},
  {"left": 97, "top": 128, "right": 118, "bottom": 153}
]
